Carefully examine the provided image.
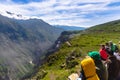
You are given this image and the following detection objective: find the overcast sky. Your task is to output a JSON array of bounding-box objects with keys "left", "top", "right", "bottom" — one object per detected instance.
[{"left": 0, "top": 0, "right": 120, "bottom": 27}]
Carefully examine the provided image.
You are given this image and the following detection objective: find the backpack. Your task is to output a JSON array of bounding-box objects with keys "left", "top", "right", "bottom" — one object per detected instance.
[{"left": 81, "top": 57, "right": 100, "bottom": 80}]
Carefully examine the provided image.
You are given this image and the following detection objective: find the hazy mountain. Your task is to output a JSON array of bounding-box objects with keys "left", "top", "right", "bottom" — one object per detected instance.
[
  {"left": 0, "top": 14, "right": 63, "bottom": 79},
  {"left": 54, "top": 25, "right": 85, "bottom": 31}
]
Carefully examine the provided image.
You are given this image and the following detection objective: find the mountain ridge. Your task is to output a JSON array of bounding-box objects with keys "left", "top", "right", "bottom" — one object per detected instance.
[{"left": 54, "top": 25, "right": 85, "bottom": 31}]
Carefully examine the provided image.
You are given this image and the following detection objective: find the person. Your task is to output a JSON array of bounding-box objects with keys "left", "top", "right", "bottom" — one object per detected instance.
[
  {"left": 105, "top": 42, "right": 111, "bottom": 51},
  {"left": 89, "top": 51, "right": 108, "bottom": 80},
  {"left": 109, "top": 41, "right": 119, "bottom": 54},
  {"left": 80, "top": 51, "right": 108, "bottom": 80},
  {"left": 107, "top": 50, "right": 120, "bottom": 80},
  {"left": 99, "top": 44, "right": 108, "bottom": 61},
  {"left": 114, "top": 50, "right": 120, "bottom": 61}
]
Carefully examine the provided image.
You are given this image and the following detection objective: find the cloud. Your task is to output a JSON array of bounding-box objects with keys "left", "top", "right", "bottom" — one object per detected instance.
[{"left": 0, "top": 0, "right": 120, "bottom": 27}]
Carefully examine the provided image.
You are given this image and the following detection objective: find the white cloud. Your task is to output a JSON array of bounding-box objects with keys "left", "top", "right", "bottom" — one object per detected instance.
[{"left": 0, "top": 0, "right": 120, "bottom": 27}]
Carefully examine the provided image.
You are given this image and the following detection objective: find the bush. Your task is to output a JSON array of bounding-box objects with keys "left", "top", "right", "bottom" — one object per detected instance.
[
  {"left": 36, "top": 70, "right": 47, "bottom": 80},
  {"left": 66, "top": 60, "right": 78, "bottom": 69}
]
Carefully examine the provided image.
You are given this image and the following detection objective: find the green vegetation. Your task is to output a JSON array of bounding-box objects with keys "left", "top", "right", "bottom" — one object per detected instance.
[
  {"left": 86, "top": 19, "right": 120, "bottom": 33},
  {"left": 32, "top": 41, "right": 83, "bottom": 80},
  {"left": 0, "top": 64, "right": 7, "bottom": 77},
  {"left": 31, "top": 19, "right": 120, "bottom": 80}
]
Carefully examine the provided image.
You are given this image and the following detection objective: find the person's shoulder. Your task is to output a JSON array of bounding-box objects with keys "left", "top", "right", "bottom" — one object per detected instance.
[{"left": 99, "top": 49, "right": 103, "bottom": 52}]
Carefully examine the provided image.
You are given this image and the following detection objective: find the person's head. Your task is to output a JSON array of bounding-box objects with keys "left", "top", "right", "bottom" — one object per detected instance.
[
  {"left": 105, "top": 42, "right": 109, "bottom": 46},
  {"left": 88, "top": 51, "right": 101, "bottom": 60},
  {"left": 100, "top": 44, "right": 105, "bottom": 49},
  {"left": 109, "top": 41, "right": 113, "bottom": 46}
]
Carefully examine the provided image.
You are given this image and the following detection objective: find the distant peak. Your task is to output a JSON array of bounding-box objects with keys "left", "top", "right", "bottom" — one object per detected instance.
[
  {"left": 6, "top": 11, "right": 14, "bottom": 15},
  {"left": 0, "top": 10, "right": 30, "bottom": 20}
]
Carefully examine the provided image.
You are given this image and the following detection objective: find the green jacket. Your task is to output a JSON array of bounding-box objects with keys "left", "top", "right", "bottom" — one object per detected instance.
[{"left": 111, "top": 44, "right": 118, "bottom": 52}]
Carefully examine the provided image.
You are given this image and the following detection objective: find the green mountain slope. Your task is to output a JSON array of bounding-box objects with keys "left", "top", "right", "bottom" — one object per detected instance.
[
  {"left": 86, "top": 19, "right": 120, "bottom": 33},
  {"left": 31, "top": 19, "right": 120, "bottom": 80}
]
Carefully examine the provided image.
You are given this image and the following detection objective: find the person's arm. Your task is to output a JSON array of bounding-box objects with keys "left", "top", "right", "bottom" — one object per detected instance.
[{"left": 80, "top": 68, "right": 86, "bottom": 80}]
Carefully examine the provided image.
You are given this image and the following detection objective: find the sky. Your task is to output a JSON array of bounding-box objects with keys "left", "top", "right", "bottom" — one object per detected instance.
[{"left": 0, "top": 0, "right": 120, "bottom": 27}]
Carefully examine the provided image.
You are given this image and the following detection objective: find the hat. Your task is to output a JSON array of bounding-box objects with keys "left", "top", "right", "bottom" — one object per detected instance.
[
  {"left": 88, "top": 51, "right": 101, "bottom": 60},
  {"left": 109, "top": 41, "right": 112, "bottom": 43}
]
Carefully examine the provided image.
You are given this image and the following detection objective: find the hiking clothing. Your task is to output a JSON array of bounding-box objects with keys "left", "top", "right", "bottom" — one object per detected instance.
[
  {"left": 108, "top": 56, "right": 120, "bottom": 80},
  {"left": 99, "top": 49, "right": 108, "bottom": 60},
  {"left": 94, "top": 60, "right": 108, "bottom": 80},
  {"left": 111, "top": 44, "right": 118, "bottom": 52},
  {"left": 114, "top": 52, "right": 120, "bottom": 60}
]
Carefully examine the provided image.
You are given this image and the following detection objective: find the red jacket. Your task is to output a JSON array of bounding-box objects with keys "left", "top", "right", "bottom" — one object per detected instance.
[{"left": 99, "top": 49, "right": 108, "bottom": 60}]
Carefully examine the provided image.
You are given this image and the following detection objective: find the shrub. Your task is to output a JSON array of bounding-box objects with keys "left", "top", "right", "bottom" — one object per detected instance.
[
  {"left": 36, "top": 70, "right": 47, "bottom": 80},
  {"left": 66, "top": 60, "right": 78, "bottom": 69}
]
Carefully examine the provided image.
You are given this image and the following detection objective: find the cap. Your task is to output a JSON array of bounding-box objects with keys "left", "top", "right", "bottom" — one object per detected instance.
[{"left": 88, "top": 51, "right": 101, "bottom": 60}]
